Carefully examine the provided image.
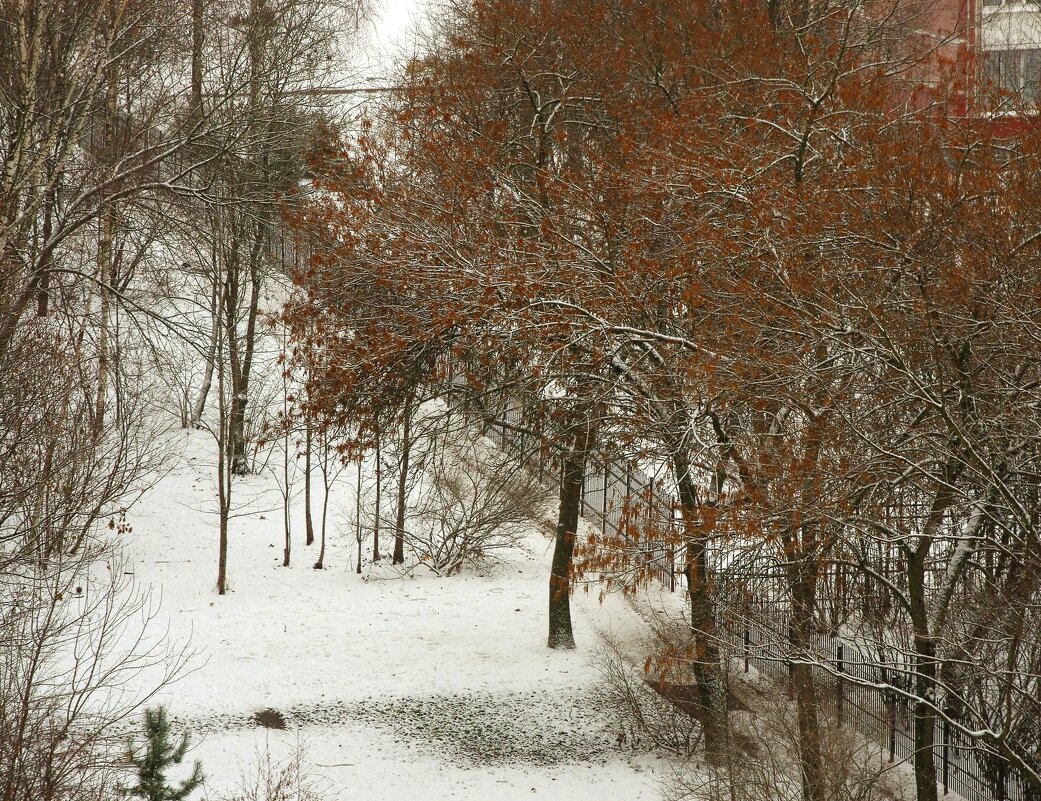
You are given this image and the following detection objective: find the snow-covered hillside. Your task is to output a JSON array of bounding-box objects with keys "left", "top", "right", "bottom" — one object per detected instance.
[{"left": 119, "top": 431, "right": 663, "bottom": 800}]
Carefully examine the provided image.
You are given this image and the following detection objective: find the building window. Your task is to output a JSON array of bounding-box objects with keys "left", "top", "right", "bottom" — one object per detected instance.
[{"left": 985, "top": 48, "right": 1041, "bottom": 102}]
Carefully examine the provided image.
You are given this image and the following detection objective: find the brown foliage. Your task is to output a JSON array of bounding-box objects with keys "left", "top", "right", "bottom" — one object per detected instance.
[{"left": 286, "top": 0, "right": 1041, "bottom": 795}]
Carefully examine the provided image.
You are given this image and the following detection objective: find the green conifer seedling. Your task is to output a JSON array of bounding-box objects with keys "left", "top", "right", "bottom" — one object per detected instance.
[{"left": 123, "top": 706, "right": 204, "bottom": 801}]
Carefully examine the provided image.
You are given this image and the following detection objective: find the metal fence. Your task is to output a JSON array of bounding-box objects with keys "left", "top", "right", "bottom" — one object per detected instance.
[
  {"left": 725, "top": 599, "right": 1041, "bottom": 801},
  {"left": 479, "top": 395, "right": 1038, "bottom": 801},
  {"left": 485, "top": 399, "right": 678, "bottom": 590}
]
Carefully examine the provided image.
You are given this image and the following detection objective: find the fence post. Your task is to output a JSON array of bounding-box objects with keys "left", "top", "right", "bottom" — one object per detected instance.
[
  {"left": 888, "top": 690, "right": 897, "bottom": 763},
  {"left": 787, "top": 620, "right": 794, "bottom": 697},
  {"left": 942, "top": 718, "right": 949, "bottom": 796},
  {"left": 602, "top": 463, "right": 609, "bottom": 535},
  {"left": 744, "top": 626, "right": 750, "bottom": 673},
  {"left": 836, "top": 643, "right": 844, "bottom": 723}
]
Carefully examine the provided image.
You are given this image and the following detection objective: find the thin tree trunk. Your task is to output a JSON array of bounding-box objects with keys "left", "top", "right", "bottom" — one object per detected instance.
[
  {"left": 787, "top": 556, "right": 825, "bottom": 801},
  {"left": 230, "top": 230, "right": 263, "bottom": 475},
  {"left": 282, "top": 382, "right": 291, "bottom": 567},
  {"left": 313, "top": 449, "right": 329, "bottom": 570},
  {"left": 393, "top": 404, "right": 410, "bottom": 565},
  {"left": 191, "top": 264, "right": 219, "bottom": 428},
  {"left": 784, "top": 406, "right": 828, "bottom": 799},
  {"left": 548, "top": 422, "right": 592, "bottom": 650},
  {"left": 373, "top": 429, "right": 381, "bottom": 561},
  {"left": 355, "top": 456, "right": 363, "bottom": 574},
  {"left": 94, "top": 224, "right": 112, "bottom": 439},
  {"left": 230, "top": 0, "right": 269, "bottom": 475},
  {"left": 908, "top": 543, "right": 939, "bottom": 801},
  {"left": 224, "top": 224, "right": 243, "bottom": 461},
  {"left": 93, "top": 3, "right": 119, "bottom": 440},
  {"left": 35, "top": 180, "right": 55, "bottom": 317},
  {"left": 94, "top": 208, "right": 115, "bottom": 438},
  {"left": 190, "top": 0, "right": 203, "bottom": 114},
  {"left": 911, "top": 632, "right": 939, "bottom": 801},
  {"left": 304, "top": 421, "right": 315, "bottom": 546},
  {"left": 216, "top": 316, "right": 230, "bottom": 595},
  {"left": 905, "top": 464, "right": 959, "bottom": 801}
]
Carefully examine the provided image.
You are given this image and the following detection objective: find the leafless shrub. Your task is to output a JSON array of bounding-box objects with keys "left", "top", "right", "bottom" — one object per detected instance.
[
  {"left": 0, "top": 317, "right": 189, "bottom": 801},
  {"left": 593, "top": 634, "right": 703, "bottom": 757},
  {"left": 0, "top": 546, "right": 195, "bottom": 801},
  {"left": 405, "top": 435, "right": 551, "bottom": 575},
  {"left": 213, "top": 740, "right": 330, "bottom": 801},
  {"left": 668, "top": 675, "right": 912, "bottom": 801},
  {"left": 0, "top": 323, "right": 171, "bottom": 571}
]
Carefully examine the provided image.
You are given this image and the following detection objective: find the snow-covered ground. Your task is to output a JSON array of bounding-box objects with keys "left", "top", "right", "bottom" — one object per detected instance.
[{"left": 117, "top": 431, "right": 665, "bottom": 800}]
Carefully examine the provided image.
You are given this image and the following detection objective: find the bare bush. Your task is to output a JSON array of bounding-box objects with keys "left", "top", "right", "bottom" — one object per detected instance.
[
  {"left": 406, "top": 435, "right": 551, "bottom": 575},
  {"left": 1, "top": 318, "right": 189, "bottom": 801},
  {"left": 593, "top": 634, "right": 703, "bottom": 756},
  {"left": 0, "top": 323, "right": 171, "bottom": 570},
  {"left": 668, "top": 676, "right": 912, "bottom": 801},
  {"left": 0, "top": 547, "right": 194, "bottom": 801},
  {"left": 213, "top": 740, "right": 330, "bottom": 801}
]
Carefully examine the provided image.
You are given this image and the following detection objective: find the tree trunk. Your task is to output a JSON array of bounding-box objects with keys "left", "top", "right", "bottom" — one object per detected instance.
[
  {"left": 190, "top": 0, "right": 204, "bottom": 114},
  {"left": 788, "top": 559, "right": 825, "bottom": 801},
  {"left": 230, "top": 230, "right": 263, "bottom": 475},
  {"left": 908, "top": 540, "right": 939, "bottom": 801},
  {"left": 905, "top": 468, "right": 959, "bottom": 801},
  {"left": 355, "top": 456, "right": 363, "bottom": 574},
  {"left": 673, "top": 451, "right": 728, "bottom": 763},
  {"left": 93, "top": 2, "right": 120, "bottom": 440},
  {"left": 224, "top": 226, "right": 243, "bottom": 457},
  {"left": 304, "top": 421, "right": 315, "bottom": 546},
  {"left": 191, "top": 266, "right": 219, "bottom": 428},
  {"left": 35, "top": 180, "right": 56, "bottom": 317},
  {"left": 373, "top": 429, "right": 381, "bottom": 561},
  {"left": 216, "top": 330, "right": 230, "bottom": 595},
  {"left": 393, "top": 402, "right": 411, "bottom": 565},
  {"left": 94, "top": 225, "right": 112, "bottom": 439},
  {"left": 229, "top": 0, "right": 271, "bottom": 475},
  {"left": 314, "top": 446, "right": 328, "bottom": 570},
  {"left": 548, "top": 423, "right": 592, "bottom": 649},
  {"left": 282, "top": 402, "right": 291, "bottom": 567},
  {"left": 94, "top": 137, "right": 117, "bottom": 436},
  {"left": 217, "top": 492, "right": 229, "bottom": 595},
  {"left": 911, "top": 633, "right": 939, "bottom": 801}
]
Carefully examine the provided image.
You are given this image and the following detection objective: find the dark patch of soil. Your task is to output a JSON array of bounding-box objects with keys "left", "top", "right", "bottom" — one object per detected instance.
[{"left": 253, "top": 708, "right": 288, "bottom": 729}]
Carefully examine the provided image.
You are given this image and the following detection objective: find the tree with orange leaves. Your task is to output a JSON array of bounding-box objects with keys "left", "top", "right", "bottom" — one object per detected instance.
[{"left": 286, "top": 1, "right": 1041, "bottom": 799}]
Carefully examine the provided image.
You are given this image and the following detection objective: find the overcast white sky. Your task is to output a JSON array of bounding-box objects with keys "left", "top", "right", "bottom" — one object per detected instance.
[{"left": 352, "top": 0, "right": 430, "bottom": 81}]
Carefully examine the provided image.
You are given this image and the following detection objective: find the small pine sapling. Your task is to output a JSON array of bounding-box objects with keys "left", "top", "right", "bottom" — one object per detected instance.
[{"left": 124, "top": 706, "right": 204, "bottom": 801}]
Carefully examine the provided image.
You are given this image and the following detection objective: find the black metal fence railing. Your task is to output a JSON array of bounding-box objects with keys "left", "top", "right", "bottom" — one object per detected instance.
[
  {"left": 485, "top": 400, "right": 678, "bottom": 590},
  {"left": 478, "top": 395, "right": 1039, "bottom": 801},
  {"left": 727, "top": 604, "right": 1041, "bottom": 801}
]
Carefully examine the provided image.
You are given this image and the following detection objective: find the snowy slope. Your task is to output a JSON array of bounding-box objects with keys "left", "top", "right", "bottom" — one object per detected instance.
[{"left": 117, "top": 431, "right": 662, "bottom": 800}]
